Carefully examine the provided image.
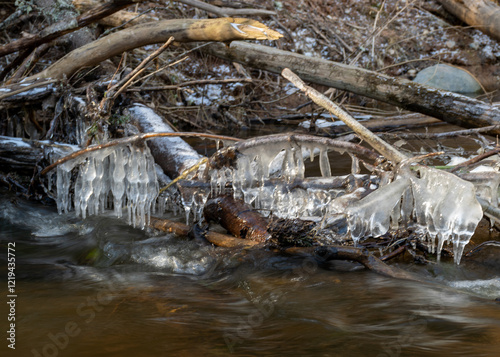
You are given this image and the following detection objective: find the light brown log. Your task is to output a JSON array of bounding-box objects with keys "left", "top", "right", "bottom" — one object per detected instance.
[
  {"left": 202, "top": 42, "right": 500, "bottom": 134},
  {"left": 437, "top": 0, "right": 500, "bottom": 41},
  {"left": 27, "top": 18, "right": 282, "bottom": 80}
]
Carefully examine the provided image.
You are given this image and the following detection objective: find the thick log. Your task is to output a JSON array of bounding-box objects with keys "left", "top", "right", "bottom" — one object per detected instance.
[
  {"left": 204, "top": 195, "right": 272, "bottom": 242},
  {"left": 202, "top": 42, "right": 500, "bottom": 134},
  {"left": 27, "top": 18, "right": 282, "bottom": 80},
  {"left": 437, "top": 0, "right": 500, "bottom": 41}
]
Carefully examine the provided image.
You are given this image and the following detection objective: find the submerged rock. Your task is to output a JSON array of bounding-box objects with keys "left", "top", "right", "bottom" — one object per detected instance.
[{"left": 413, "top": 64, "right": 483, "bottom": 95}]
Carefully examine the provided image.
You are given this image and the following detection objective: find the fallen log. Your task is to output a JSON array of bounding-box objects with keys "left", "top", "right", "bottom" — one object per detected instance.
[
  {"left": 437, "top": 0, "right": 500, "bottom": 42},
  {"left": 202, "top": 42, "right": 500, "bottom": 134},
  {"left": 27, "top": 18, "right": 282, "bottom": 80},
  {"left": 127, "top": 104, "right": 204, "bottom": 178}
]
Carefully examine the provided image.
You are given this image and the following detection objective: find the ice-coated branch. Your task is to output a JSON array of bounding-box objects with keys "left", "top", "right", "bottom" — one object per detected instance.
[{"left": 40, "top": 132, "right": 240, "bottom": 176}]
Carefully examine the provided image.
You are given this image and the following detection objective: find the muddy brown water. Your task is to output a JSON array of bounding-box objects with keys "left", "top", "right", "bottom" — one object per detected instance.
[
  {"left": 2, "top": 194, "right": 500, "bottom": 356},
  {"left": 2, "top": 126, "right": 500, "bottom": 356}
]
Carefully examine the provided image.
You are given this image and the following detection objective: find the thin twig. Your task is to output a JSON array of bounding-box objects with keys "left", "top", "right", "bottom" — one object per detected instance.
[
  {"left": 127, "top": 78, "right": 252, "bottom": 92},
  {"left": 159, "top": 157, "right": 208, "bottom": 194},
  {"left": 0, "top": 79, "right": 59, "bottom": 100},
  {"left": 40, "top": 132, "right": 240, "bottom": 175},
  {"left": 450, "top": 147, "right": 500, "bottom": 173},
  {"left": 107, "top": 37, "right": 175, "bottom": 102}
]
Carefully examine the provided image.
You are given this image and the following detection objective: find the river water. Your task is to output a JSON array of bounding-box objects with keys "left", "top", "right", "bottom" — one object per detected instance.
[{"left": 1, "top": 192, "right": 500, "bottom": 357}]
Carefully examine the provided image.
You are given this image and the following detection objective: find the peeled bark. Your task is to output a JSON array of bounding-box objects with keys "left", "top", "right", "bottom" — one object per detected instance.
[
  {"left": 27, "top": 18, "right": 282, "bottom": 80},
  {"left": 437, "top": 0, "right": 500, "bottom": 41},
  {"left": 203, "top": 42, "right": 500, "bottom": 134}
]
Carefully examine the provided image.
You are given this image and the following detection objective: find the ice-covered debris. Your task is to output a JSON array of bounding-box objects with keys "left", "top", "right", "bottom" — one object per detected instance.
[
  {"left": 345, "top": 166, "right": 483, "bottom": 264},
  {"left": 410, "top": 166, "right": 482, "bottom": 263},
  {"left": 205, "top": 137, "right": 375, "bottom": 223},
  {"left": 55, "top": 143, "right": 158, "bottom": 228},
  {"left": 347, "top": 177, "right": 411, "bottom": 245}
]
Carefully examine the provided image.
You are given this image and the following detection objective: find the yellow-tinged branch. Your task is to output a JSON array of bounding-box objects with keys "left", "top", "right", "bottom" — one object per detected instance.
[{"left": 28, "top": 18, "right": 283, "bottom": 80}]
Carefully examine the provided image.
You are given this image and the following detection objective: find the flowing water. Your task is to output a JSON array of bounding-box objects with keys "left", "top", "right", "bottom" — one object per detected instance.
[{"left": 1, "top": 193, "right": 500, "bottom": 357}]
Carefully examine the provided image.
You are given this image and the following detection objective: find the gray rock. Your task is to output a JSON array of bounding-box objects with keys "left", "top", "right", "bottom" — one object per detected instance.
[{"left": 413, "top": 64, "right": 483, "bottom": 95}]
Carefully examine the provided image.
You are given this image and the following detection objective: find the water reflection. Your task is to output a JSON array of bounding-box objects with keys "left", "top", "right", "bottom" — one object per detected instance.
[{"left": 1, "top": 194, "right": 500, "bottom": 356}]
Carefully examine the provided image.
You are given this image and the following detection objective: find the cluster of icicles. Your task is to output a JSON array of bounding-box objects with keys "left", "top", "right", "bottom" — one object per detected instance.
[
  {"left": 52, "top": 143, "right": 158, "bottom": 228},
  {"left": 51, "top": 138, "right": 486, "bottom": 264},
  {"left": 205, "top": 141, "right": 483, "bottom": 264}
]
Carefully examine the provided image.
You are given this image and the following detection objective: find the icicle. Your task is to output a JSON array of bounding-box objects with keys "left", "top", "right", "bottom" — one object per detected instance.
[
  {"left": 56, "top": 162, "right": 73, "bottom": 214},
  {"left": 319, "top": 147, "right": 331, "bottom": 177},
  {"left": 409, "top": 166, "right": 482, "bottom": 263},
  {"left": 53, "top": 142, "right": 158, "bottom": 228},
  {"left": 111, "top": 147, "right": 127, "bottom": 218},
  {"left": 346, "top": 177, "right": 410, "bottom": 245},
  {"left": 349, "top": 153, "right": 360, "bottom": 175}
]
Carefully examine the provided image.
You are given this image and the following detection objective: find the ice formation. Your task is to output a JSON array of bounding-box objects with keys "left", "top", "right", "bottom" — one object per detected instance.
[
  {"left": 205, "top": 140, "right": 371, "bottom": 222},
  {"left": 346, "top": 166, "right": 483, "bottom": 264},
  {"left": 54, "top": 143, "right": 158, "bottom": 228},
  {"left": 205, "top": 139, "right": 483, "bottom": 264}
]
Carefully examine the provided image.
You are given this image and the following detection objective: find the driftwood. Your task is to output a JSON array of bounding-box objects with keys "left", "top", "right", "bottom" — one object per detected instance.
[
  {"left": 39, "top": 130, "right": 239, "bottom": 176},
  {"left": 28, "top": 18, "right": 282, "bottom": 80},
  {"left": 437, "top": 0, "right": 500, "bottom": 42},
  {"left": 282, "top": 69, "right": 407, "bottom": 164},
  {"left": 202, "top": 42, "right": 500, "bottom": 134}
]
